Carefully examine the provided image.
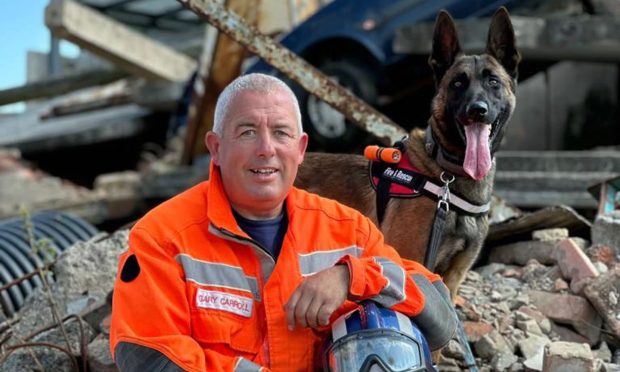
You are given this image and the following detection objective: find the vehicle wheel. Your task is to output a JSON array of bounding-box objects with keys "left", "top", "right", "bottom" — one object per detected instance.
[{"left": 297, "top": 59, "right": 378, "bottom": 152}]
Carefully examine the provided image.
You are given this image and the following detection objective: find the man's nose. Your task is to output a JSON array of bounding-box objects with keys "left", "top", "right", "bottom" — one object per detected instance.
[{"left": 257, "top": 132, "right": 276, "bottom": 157}]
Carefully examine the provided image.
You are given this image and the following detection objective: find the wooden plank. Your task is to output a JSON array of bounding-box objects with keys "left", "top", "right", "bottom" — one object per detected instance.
[
  {"left": 182, "top": 0, "right": 259, "bottom": 164},
  {"left": 179, "top": 0, "right": 406, "bottom": 159},
  {"left": 45, "top": 0, "right": 197, "bottom": 82},
  {"left": 0, "top": 69, "right": 126, "bottom": 106},
  {"left": 394, "top": 15, "right": 620, "bottom": 63}
]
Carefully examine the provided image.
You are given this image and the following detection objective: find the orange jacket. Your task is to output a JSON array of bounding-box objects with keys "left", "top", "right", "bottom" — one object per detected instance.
[{"left": 110, "top": 162, "right": 446, "bottom": 372}]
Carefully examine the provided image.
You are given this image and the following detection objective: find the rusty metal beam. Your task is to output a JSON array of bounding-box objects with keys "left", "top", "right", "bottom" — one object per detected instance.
[{"left": 178, "top": 0, "right": 407, "bottom": 146}]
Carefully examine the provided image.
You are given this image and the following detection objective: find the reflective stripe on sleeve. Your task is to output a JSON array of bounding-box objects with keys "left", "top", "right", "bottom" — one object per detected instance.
[
  {"left": 410, "top": 274, "right": 457, "bottom": 351},
  {"left": 234, "top": 357, "right": 262, "bottom": 372},
  {"left": 298, "top": 246, "right": 363, "bottom": 276},
  {"left": 369, "top": 257, "right": 406, "bottom": 307},
  {"left": 176, "top": 254, "right": 261, "bottom": 301}
]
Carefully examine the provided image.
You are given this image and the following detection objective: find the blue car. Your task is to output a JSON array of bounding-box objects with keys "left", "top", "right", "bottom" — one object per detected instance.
[{"left": 246, "top": 0, "right": 543, "bottom": 151}]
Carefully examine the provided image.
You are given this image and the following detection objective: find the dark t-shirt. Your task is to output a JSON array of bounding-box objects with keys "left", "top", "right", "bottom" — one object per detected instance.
[{"left": 233, "top": 208, "right": 288, "bottom": 260}]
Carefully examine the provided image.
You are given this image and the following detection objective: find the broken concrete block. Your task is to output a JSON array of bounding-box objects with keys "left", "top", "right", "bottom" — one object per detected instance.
[
  {"left": 592, "top": 213, "right": 620, "bottom": 256},
  {"left": 489, "top": 240, "right": 557, "bottom": 265},
  {"left": 519, "top": 334, "right": 551, "bottom": 359},
  {"left": 542, "top": 341, "right": 595, "bottom": 372},
  {"left": 553, "top": 239, "right": 599, "bottom": 294},
  {"left": 533, "top": 228, "right": 569, "bottom": 241},
  {"left": 88, "top": 334, "right": 117, "bottom": 372},
  {"left": 474, "top": 330, "right": 513, "bottom": 359},
  {"left": 442, "top": 339, "right": 465, "bottom": 360},
  {"left": 517, "top": 318, "right": 545, "bottom": 337},
  {"left": 594, "top": 341, "right": 613, "bottom": 363},
  {"left": 529, "top": 290, "right": 602, "bottom": 345},
  {"left": 583, "top": 266, "right": 620, "bottom": 340},
  {"left": 55, "top": 230, "right": 129, "bottom": 298},
  {"left": 491, "top": 352, "right": 518, "bottom": 371}
]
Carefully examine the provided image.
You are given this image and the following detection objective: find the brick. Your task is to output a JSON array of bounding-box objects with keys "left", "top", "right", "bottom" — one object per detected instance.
[
  {"left": 489, "top": 240, "right": 557, "bottom": 265},
  {"left": 542, "top": 341, "right": 595, "bottom": 372},
  {"left": 587, "top": 245, "right": 618, "bottom": 267},
  {"left": 529, "top": 290, "right": 601, "bottom": 344},
  {"left": 463, "top": 321, "right": 493, "bottom": 343},
  {"left": 583, "top": 266, "right": 620, "bottom": 340},
  {"left": 554, "top": 239, "right": 599, "bottom": 294}
]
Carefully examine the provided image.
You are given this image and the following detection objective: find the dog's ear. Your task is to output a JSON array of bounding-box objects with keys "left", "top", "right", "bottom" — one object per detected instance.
[
  {"left": 429, "top": 10, "right": 462, "bottom": 85},
  {"left": 486, "top": 7, "right": 521, "bottom": 80}
]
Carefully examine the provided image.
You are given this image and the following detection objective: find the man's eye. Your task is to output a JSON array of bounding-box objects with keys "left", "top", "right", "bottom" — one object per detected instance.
[
  {"left": 275, "top": 130, "right": 292, "bottom": 138},
  {"left": 240, "top": 129, "right": 256, "bottom": 137}
]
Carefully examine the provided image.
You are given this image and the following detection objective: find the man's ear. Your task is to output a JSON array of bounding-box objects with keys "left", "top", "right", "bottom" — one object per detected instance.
[
  {"left": 205, "top": 131, "right": 221, "bottom": 165},
  {"left": 297, "top": 133, "right": 309, "bottom": 164}
]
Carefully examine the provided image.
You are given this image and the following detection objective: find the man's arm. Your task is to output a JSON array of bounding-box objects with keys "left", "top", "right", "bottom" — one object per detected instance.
[
  {"left": 284, "top": 216, "right": 456, "bottom": 350},
  {"left": 110, "top": 227, "right": 268, "bottom": 372}
]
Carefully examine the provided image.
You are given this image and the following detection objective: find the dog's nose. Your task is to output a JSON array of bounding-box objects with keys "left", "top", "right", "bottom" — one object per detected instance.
[{"left": 467, "top": 102, "right": 488, "bottom": 122}]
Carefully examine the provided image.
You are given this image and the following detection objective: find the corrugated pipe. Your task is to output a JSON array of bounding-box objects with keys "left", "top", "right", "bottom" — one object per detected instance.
[{"left": 0, "top": 211, "right": 99, "bottom": 317}]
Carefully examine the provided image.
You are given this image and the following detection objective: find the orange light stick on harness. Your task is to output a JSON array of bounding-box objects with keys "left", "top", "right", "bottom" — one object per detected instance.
[{"left": 364, "top": 145, "right": 401, "bottom": 164}]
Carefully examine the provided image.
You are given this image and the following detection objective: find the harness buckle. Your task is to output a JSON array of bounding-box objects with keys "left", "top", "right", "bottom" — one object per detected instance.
[{"left": 438, "top": 171, "right": 455, "bottom": 211}]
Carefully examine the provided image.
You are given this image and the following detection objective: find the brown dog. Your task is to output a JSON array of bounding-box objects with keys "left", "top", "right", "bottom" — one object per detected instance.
[{"left": 295, "top": 8, "right": 520, "bottom": 297}]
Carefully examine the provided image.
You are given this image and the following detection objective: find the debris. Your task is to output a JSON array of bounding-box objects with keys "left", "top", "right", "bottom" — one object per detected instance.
[
  {"left": 554, "top": 238, "right": 599, "bottom": 294},
  {"left": 584, "top": 267, "right": 620, "bottom": 340},
  {"left": 533, "top": 228, "right": 570, "bottom": 241},
  {"left": 592, "top": 212, "right": 620, "bottom": 257},
  {"left": 542, "top": 341, "right": 595, "bottom": 372},
  {"left": 529, "top": 291, "right": 602, "bottom": 345}
]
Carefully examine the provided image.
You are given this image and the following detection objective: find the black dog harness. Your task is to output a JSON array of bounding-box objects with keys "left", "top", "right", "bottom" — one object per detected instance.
[{"left": 367, "top": 139, "right": 491, "bottom": 270}]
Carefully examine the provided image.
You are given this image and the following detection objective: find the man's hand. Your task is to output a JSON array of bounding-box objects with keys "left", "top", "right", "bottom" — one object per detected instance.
[{"left": 284, "top": 265, "right": 350, "bottom": 330}]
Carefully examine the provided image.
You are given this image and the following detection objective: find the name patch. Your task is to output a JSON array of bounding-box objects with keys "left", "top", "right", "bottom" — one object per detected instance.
[{"left": 195, "top": 289, "right": 253, "bottom": 317}]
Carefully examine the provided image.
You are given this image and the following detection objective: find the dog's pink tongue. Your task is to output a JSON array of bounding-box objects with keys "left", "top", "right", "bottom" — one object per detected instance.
[{"left": 463, "top": 123, "right": 491, "bottom": 180}]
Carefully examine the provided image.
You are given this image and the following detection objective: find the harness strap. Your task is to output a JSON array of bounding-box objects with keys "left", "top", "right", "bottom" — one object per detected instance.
[
  {"left": 421, "top": 182, "right": 490, "bottom": 215},
  {"left": 375, "top": 170, "right": 392, "bottom": 224},
  {"left": 424, "top": 205, "right": 447, "bottom": 271}
]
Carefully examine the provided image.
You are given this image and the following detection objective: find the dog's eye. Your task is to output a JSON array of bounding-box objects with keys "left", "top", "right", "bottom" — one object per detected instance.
[
  {"left": 488, "top": 77, "right": 500, "bottom": 87},
  {"left": 452, "top": 80, "right": 464, "bottom": 89}
]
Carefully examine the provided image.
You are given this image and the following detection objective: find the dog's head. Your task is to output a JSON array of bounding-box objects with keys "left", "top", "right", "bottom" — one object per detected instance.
[{"left": 427, "top": 7, "right": 520, "bottom": 180}]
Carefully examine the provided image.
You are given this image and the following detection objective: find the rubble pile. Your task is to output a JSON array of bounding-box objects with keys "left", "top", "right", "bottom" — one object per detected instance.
[
  {"left": 0, "top": 230, "right": 127, "bottom": 371},
  {"left": 0, "top": 214, "right": 618, "bottom": 371},
  {"left": 441, "top": 222, "right": 620, "bottom": 372}
]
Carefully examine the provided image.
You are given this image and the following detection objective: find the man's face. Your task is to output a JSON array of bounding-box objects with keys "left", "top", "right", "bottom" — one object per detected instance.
[{"left": 206, "top": 89, "right": 308, "bottom": 220}]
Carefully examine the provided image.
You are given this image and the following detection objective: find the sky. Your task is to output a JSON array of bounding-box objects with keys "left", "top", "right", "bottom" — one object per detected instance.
[{"left": 0, "top": 1, "right": 79, "bottom": 112}]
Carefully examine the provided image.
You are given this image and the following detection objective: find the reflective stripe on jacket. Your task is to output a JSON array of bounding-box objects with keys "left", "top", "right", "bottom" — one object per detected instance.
[{"left": 110, "top": 162, "right": 449, "bottom": 372}]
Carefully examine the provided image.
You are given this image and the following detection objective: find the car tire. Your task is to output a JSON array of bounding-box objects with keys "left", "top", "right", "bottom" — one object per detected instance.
[{"left": 296, "top": 59, "right": 378, "bottom": 152}]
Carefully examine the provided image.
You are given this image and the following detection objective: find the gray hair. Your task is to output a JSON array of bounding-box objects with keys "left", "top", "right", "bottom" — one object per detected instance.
[{"left": 213, "top": 73, "right": 303, "bottom": 135}]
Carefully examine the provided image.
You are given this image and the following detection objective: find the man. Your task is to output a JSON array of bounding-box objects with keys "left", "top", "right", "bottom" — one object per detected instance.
[{"left": 110, "top": 73, "right": 455, "bottom": 371}]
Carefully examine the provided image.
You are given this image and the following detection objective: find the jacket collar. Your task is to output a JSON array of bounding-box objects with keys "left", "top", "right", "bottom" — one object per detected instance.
[
  {"left": 206, "top": 161, "right": 248, "bottom": 238},
  {"left": 205, "top": 161, "right": 295, "bottom": 237}
]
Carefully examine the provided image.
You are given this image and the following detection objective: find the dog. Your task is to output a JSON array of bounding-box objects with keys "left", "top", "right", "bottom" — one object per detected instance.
[{"left": 295, "top": 7, "right": 520, "bottom": 298}]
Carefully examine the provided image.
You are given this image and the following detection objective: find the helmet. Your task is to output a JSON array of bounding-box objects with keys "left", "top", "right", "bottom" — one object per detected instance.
[{"left": 322, "top": 301, "right": 436, "bottom": 372}]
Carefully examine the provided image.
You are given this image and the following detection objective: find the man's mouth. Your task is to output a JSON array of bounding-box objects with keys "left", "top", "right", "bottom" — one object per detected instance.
[{"left": 250, "top": 168, "right": 278, "bottom": 175}]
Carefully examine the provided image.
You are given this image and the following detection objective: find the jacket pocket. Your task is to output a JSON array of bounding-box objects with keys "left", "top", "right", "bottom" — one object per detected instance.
[{"left": 189, "top": 286, "right": 262, "bottom": 355}]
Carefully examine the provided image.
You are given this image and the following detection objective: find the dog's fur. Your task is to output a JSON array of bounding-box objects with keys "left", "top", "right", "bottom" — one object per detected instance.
[{"left": 294, "top": 8, "right": 520, "bottom": 297}]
